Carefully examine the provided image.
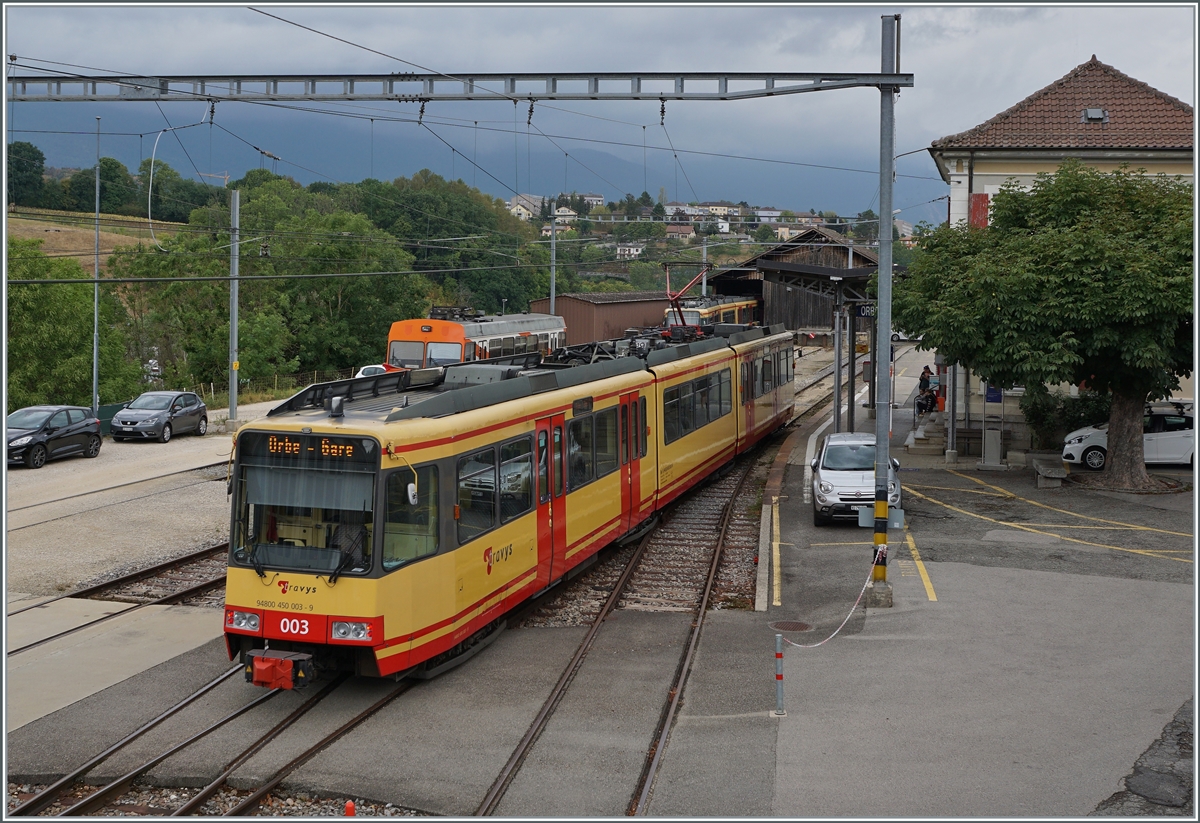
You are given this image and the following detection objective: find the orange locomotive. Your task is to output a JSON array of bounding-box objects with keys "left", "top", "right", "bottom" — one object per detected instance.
[
  {"left": 223, "top": 324, "right": 794, "bottom": 689},
  {"left": 384, "top": 306, "right": 566, "bottom": 370}
]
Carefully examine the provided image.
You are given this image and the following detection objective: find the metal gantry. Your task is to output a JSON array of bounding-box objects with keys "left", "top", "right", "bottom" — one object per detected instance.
[{"left": 8, "top": 71, "right": 912, "bottom": 104}]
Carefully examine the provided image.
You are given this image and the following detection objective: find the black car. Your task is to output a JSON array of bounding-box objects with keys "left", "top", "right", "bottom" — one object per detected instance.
[
  {"left": 111, "top": 391, "right": 208, "bottom": 443},
  {"left": 7, "top": 405, "right": 103, "bottom": 468}
]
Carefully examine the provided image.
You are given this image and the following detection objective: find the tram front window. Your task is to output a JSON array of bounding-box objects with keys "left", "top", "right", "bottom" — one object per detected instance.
[
  {"left": 426, "top": 342, "right": 463, "bottom": 367},
  {"left": 667, "top": 310, "right": 702, "bottom": 326},
  {"left": 231, "top": 433, "right": 378, "bottom": 577},
  {"left": 388, "top": 340, "right": 424, "bottom": 369}
]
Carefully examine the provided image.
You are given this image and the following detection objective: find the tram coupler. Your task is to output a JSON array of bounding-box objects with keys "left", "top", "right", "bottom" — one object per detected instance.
[{"left": 245, "top": 649, "right": 315, "bottom": 689}]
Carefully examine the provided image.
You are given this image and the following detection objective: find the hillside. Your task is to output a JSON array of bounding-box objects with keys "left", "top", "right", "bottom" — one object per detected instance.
[{"left": 6, "top": 207, "right": 183, "bottom": 268}]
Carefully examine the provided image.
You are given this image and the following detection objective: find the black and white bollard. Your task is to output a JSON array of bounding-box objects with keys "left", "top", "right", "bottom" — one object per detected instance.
[{"left": 774, "top": 634, "right": 786, "bottom": 717}]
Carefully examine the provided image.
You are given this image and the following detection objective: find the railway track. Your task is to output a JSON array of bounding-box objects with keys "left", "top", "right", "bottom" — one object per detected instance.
[
  {"left": 6, "top": 544, "right": 229, "bottom": 657},
  {"left": 476, "top": 445, "right": 765, "bottom": 815},
  {"left": 7, "top": 461, "right": 228, "bottom": 517}
]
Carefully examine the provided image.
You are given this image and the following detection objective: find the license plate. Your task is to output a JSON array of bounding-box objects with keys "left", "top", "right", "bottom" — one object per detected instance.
[{"left": 122, "top": 427, "right": 132, "bottom": 432}]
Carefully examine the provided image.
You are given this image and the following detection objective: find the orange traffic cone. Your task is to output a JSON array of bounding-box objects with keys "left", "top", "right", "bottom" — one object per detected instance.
[{"left": 344, "top": 800, "right": 356, "bottom": 816}]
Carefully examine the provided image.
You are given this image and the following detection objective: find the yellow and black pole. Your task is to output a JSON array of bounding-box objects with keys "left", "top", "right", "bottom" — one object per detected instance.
[{"left": 868, "top": 13, "right": 900, "bottom": 608}]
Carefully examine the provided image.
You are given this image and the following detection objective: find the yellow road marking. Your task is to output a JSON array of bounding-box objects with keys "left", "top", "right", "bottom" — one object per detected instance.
[
  {"left": 997, "top": 522, "right": 1187, "bottom": 531},
  {"left": 771, "top": 501, "right": 782, "bottom": 607},
  {"left": 809, "top": 541, "right": 875, "bottom": 546},
  {"left": 906, "top": 531, "right": 937, "bottom": 601},
  {"left": 905, "top": 483, "right": 1009, "bottom": 497},
  {"left": 946, "top": 469, "right": 1193, "bottom": 537},
  {"left": 905, "top": 487, "right": 1193, "bottom": 563}
]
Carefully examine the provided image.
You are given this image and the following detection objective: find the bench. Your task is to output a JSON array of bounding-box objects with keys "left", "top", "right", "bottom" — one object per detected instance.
[{"left": 1032, "top": 457, "right": 1068, "bottom": 489}]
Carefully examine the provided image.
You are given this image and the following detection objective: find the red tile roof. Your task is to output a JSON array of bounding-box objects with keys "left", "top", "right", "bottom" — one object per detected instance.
[{"left": 932, "top": 56, "right": 1193, "bottom": 151}]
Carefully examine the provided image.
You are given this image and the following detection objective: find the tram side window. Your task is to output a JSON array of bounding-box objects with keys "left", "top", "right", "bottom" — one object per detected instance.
[
  {"left": 638, "top": 397, "right": 647, "bottom": 457},
  {"left": 538, "top": 333, "right": 549, "bottom": 353},
  {"left": 594, "top": 408, "right": 619, "bottom": 478},
  {"left": 499, "top": 438, "right": 534, "bottom": 523},
  {"left": 502, "top": 337, "right": 516, "bottom": 357},
  {"left": 707, "top": 373, "right": 722, "bottom": 422},
  {"left": 537, "top": 431, "right": 550, "bottom": 504},
  {"left": 763, "top": 356, "right": 774, "bottom": 393},
  {"left": 694, "top": 378, "right": 710, "bottom": 428},
  {"left": 488, "top": 339, "right": 501, "bottom": 359},
  {"left": 663, "top": 387, "right": 681, "bottom": 445},
  {"left": 383, "top": 466, "right": 439, "bottom": 571},
  {"left": 722, "top": 310, "right": 736, "bottom": 323},
  {"left": 457, "top": 448, "right": 496, "bottom": 544},
  {"left": 567, "top": 416, "right": 595, "bottom": 490},
  {"left": 720, "top": 368, "right": 732, "bottom": 415}
]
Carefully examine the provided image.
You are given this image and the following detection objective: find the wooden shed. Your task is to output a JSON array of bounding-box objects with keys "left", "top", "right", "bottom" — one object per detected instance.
[
  {"left": 529, "top": 291, "right": 671, "bottom": 345},
  {"left": 709, "top": 227, "right": 880, "bottom": 331}
]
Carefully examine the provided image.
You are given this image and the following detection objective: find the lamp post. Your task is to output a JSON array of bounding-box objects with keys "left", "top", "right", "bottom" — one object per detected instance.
[{"left": 92, "top": 117, "right": 100, "bottom": 416}]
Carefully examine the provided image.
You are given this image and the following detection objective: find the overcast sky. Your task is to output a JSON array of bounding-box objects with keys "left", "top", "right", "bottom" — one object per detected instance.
[{"left": 4, "top": 4, "right": 1195, "bottom": 227}]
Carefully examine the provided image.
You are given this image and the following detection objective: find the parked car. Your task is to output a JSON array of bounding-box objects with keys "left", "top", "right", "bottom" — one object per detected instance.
[
  {"left": 1062, "top": 402, "right": 1194, "bottom": 470},
  {"left": 7, "top": 405, "right": 102, "bottom": 468},
  {"left": 810, "top": 432, "right": 902, "bottom": 526},
  {"left": 355, "top": 365, "right": 388, "bottom": 378},
  {"left": 111, "top": 391, "right": 208, "bottom": 443}
]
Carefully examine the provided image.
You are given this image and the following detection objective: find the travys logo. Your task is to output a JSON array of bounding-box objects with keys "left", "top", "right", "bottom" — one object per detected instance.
[
  {"left": 484, "top": 544, "right": 513, "bottom": 574},
  {"left": 277, "top": 580, "right": 318, "bottom": 595}
]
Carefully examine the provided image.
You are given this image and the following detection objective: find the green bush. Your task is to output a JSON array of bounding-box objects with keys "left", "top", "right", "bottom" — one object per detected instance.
[{"left": 1019, "top": 385, "right": 1112, "bottom": 449}]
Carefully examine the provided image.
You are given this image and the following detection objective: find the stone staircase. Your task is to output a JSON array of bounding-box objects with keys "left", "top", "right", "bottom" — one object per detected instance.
[{"left": 904, "top": 409, "right": 946, "bottom": 456}]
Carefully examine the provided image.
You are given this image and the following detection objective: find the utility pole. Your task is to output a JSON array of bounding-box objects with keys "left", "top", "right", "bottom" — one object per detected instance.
[
  {"left": 832, "top": 278, "right": 843, "bottom": 433},
  {"left": 869, "top": 13, "right": 899, "bottom": 607},
  {"left": 549, "top": 213, "right": 557, "bottom": 315},
  {"left": 92, "top": 117, "right": 100, "bottom": 416},
  {"left": 701, "top": 236, "right": 708, "bottom": 296},
  {"left": 229, "top": 189, "right": 239, "bottom": 427}
]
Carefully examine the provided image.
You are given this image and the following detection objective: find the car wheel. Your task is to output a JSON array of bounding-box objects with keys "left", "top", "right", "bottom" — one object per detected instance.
[
  {"left": 891, "top": 333, "right": 900, "bottom": 342},
  {"left": 112, "top": 435, "right": 125, "bottom": 442},
  {"left": 24, "top": 444, "right": 47, "bottom": 469},
  {"left": 195, "top": 416, "right": 208, "bottom": 436},
  {"left": 85, "top": 434, "right": 102, "bottom": 458},
  {"left": 159, "top": 423, "right": 172, "bottom": 444},
  {"left": 1082, "top": 446, "right": 1106, "bottom": 470}
]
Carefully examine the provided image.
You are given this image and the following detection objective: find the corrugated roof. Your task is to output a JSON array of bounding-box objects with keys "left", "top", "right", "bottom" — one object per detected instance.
[
  {"left": 931, "top": 56, "right": 1193, "bottom": 151},
  {"left": 549, "top": 291, "right": 669, "bottom": 305}
]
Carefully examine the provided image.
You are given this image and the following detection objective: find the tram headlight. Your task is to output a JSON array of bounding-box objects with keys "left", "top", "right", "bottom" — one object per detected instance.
[
  {"left": 331, "top": 621, "right": 371, "bottom": 641},
  {"left": 227, "top": 610, "right": 260, "bottom": 631}
]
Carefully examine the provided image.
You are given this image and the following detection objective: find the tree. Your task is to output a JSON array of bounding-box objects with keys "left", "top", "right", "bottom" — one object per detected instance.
[
  {"left": 852, "top": 209, "right": 879, "bottom": 242},
  {"left": 7, "top": 141, "right": 45, "bottom": 206},
  {"left": 893, "top": 160, "right": 1192, "bottom": 489},
  {"left": 652, "top": 202, "right": 666, "bottom": 218},
  {"left": 7, "top": 238, "right": 142, "bottom": 409},
  {"left": 753, "top": 224, "right": 777, "bottom": 243},
  {"left": 637, "top": 191, "right": 654, "bottom": 208},
  {"left": 65, "top": 157, "right": 137, "bottom": 214}
]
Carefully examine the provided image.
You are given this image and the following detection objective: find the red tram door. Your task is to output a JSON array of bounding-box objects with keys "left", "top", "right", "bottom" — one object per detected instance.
[
  {"left": 619, "top": 392, "right": 642, "bottom": 531},
  {"left": 535, "top": 414, "right": 567, "bottom": 588}
]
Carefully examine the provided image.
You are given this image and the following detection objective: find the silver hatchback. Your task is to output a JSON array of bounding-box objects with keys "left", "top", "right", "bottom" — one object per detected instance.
[
  {"left": 111, "top": 391, "right": 208, "bottom": 443},
  {"left": 810, "top": 432, "right": 901, "bottom": 526}
]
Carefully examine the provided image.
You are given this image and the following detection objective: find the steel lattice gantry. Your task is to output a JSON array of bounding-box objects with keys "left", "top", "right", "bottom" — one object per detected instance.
[{"left": 7, "top": 71, "right": 912, "bottom": 103}]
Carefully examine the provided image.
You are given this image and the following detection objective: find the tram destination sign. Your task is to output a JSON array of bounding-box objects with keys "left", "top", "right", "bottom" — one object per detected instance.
[{"left": 239, "top": 431, "right": 378, "bottom": 467}]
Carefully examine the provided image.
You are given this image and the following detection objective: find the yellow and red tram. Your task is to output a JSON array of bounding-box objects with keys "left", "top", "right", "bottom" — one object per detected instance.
[
  {"left": 223, "top": 324, "right": 795, "bottom": 689},
  {"left": 664, "top": 295, "right": 759, "bottom": 329}
]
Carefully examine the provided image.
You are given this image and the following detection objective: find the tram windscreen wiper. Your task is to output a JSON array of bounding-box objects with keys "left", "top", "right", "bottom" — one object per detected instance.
[
  {"left": 247, "top": 544, "right": 266, "bottom": 578},
  {"left": 327, "top": 548, "right": 356, "bottom": 584}
]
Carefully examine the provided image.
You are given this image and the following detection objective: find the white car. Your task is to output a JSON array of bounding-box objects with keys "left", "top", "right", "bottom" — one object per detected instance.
[
  {"left": 1061, "top": 403, "right": 1194, "bottom": 470},
  {"left": 354, "top": 365, "right": 388, "bottom": 378},
  {"left": 810, "top": 432, "right": 902, "bottom": 526}
]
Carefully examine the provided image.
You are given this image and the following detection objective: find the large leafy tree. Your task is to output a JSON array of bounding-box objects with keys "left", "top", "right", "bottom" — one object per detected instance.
[
  {"left": 7, "top": 141, "right": 45, "bottom": 206},
  {"left": 7, "top": 238, "right": 143, "bottom": 409},
  {"left": 894, "top": 160, "right": 1192, "bottom": 489}
]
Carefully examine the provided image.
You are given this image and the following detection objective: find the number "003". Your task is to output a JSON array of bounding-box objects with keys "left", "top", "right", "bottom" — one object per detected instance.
[{"left": 280, "top": 617, "right": 310, "bottom": 635}]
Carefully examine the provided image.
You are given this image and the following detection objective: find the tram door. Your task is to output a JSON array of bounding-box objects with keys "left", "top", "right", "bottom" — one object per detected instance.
[
  {"left": 535, "top": 414, "right": 567, "bottom": 587},
  {"left": 619, "top": 392, "right": 642, "bottom": 531}
]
